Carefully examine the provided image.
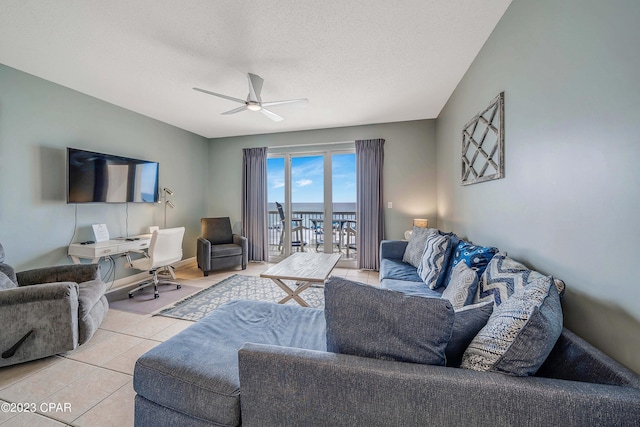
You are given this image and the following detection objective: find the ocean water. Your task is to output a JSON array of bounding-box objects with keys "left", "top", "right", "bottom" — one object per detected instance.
[{"left": 268, "top": 202, "right": 356, "bottom": 213}]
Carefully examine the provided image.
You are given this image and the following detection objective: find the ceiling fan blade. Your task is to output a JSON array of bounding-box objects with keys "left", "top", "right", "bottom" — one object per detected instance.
[
  {"left": 260, "top": 108, "right": 284, "bottom": 122},
  {"left": 193, "top": 87, "right": 246, "bottom": 104},
  {"left": 247, "top": 73, "right": 264, "bottom": 102},
  {"left": 261, "top": 98, "right": 309, "bottom": 107},
  {"left": 221, "top": 105, "right": 248, "bottom": 115}
]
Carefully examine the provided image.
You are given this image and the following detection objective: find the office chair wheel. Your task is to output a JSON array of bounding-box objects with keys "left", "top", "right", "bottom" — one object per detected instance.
[
  {"left": 154, "top": 293, "right": 159, "bottom": 299},
  {"left": 177, "top": 284, "right": 182, "bottom": 289},
  {"left": 128, "top": 293, "right": 134, "bottom": 299}
]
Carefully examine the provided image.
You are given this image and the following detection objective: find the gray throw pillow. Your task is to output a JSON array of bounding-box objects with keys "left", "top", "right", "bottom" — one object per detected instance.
[
  {"left": 0, "top": 271, "right": 16, "bottom": 290},
  {"left": 461, "top": 276, "right": 563, "bottom": 376},
  {"left": 325, "top": 276, "right": 454, "bottom": 366},
  {"left": 417, "top": 232, "right": 451, "bottom": 289},
  {"left": 441, "top": 262, "right": 478, "bottom": 309},
  {"left": 402, "top": 227, "right": 436, "bottom": 268},
  {"left": 446, "top": 302, "right": 493, "bottom": 367}
]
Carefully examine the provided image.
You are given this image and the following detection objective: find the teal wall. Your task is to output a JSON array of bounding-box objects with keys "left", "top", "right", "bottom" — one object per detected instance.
[
  {"left": 436, "top": 0, "right": 640, "bottom": 372},
  {"left": 0, "top": 64, "right": 209, "bottom": 280},
  {"left": 208, "top": 120, "right": 437, "bottom": 241}
]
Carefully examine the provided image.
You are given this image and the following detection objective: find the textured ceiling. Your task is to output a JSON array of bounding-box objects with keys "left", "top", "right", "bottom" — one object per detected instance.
[{"left": 0, "top": 0, "right": 512, "bottom": 138}]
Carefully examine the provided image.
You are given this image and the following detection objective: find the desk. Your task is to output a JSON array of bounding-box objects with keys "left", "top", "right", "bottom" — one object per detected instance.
[{"left": 68, "top": 235, "right": 152, "bottom": 264}]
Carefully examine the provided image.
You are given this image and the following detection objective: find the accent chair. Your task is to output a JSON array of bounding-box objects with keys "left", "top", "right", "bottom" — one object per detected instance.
[{"left": 197, "top": 217, "right": 247, "bottom": 276}]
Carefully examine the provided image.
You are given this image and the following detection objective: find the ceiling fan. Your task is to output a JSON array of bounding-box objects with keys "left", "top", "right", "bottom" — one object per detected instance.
[{"left": 193, "top": 73, "right": 308, "bottom": 122}]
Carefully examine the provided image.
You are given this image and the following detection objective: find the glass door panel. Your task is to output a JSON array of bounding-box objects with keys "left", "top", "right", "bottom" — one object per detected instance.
[
  {"left": 267, "top": 149, "right": 357, "bottom": 264},
  {"left": 291, "top": 155, "right": 325, "bottom": 254},
  {"left": 332, "top": 153, "right": 357, "bottom": 262},
  {"left": 267, "top": 157, "right": 285, "bottom": 261}
]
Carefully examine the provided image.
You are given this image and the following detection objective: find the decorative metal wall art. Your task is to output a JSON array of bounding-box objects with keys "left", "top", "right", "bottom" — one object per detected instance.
[{"left": 461, "top": 92, "right": 504, "bottom": 185}]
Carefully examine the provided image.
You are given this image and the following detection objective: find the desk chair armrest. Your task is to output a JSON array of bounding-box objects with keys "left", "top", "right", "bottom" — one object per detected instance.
[{"left": 17, "top": 264, "right": 100, "bottom": 287}]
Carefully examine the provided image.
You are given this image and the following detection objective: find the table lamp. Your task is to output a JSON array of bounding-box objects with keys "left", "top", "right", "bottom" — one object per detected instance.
[{"left": 404, "top": 218, "right": 429, "bottom": 240}]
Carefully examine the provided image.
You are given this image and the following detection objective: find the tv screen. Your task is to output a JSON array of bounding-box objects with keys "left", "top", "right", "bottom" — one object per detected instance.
[{"left": 67, "top": 148, "right": 159, "bottom": 203}]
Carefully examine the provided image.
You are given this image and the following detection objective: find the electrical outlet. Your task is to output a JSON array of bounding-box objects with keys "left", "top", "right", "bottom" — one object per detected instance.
[{"left": 387, "top": 201, "right": 393, "bottom": 209}]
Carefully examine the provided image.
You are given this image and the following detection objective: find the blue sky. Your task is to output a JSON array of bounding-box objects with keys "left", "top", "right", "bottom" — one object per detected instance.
[{"left": 267, "top": 154, "right": 356, "bottom": 203}]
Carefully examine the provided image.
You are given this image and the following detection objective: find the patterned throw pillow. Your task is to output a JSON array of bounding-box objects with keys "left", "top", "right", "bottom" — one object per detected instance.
[
  {"left": 446, "top": 240, "right": 498, "bottom": 285},
  {"left": 0, "top": 271, "right": 16, "bottom": 290},
  {"left": 441, "top": 262, "right": 479, "bottom": 309},
  {"left": 325, "top": 276, "right": 454, "bottom": 366},
  {"left": 402, "top": 227, "right": 436, "bottom": 268},
  {"left": 461, "top": 276, "right": 563, "bottom": 376},
  {"left": 417, "top": 232, "right": 451, "bottom": 289},
  {"left": 476, "top": 252, "right": 554, "bottom": 306}
]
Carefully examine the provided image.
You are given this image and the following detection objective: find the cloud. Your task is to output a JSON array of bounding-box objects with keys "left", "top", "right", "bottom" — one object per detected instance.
[
  {"left": 296, "top": 178, "right": 313, "bottom": 187},
  {"left": 272, "top": 181, "right": 285, "bottom": 189}
]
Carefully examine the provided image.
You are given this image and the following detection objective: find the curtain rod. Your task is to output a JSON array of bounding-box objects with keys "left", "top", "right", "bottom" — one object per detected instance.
[{"left": 267, "top": 140, "right": 355, "bottom": 150}]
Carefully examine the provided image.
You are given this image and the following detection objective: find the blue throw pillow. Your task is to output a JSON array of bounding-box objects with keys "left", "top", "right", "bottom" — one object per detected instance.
[
  {"left": 446, "top": 240, "right": 498, "bottom": 286},
  {"left": 325, "top": 276, "right": 454, "bottom": 366}
]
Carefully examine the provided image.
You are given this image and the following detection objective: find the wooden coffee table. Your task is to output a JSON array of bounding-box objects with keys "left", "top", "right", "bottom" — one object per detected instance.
[{"left": 261, "top": 252, "right": 342, "bottom": 307}]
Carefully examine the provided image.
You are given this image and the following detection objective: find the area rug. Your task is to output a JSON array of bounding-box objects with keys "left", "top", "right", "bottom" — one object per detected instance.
[
  {"left": 107, "top": 284, "right": 204, "bottom": 315},
  {"left": 156, "top": 274, "right": 324, "bottom": 321}
]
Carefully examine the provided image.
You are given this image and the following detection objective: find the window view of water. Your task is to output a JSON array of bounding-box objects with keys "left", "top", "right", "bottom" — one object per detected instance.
[{"left": 267, "top": 152, "right": 357, "bottom": 259}]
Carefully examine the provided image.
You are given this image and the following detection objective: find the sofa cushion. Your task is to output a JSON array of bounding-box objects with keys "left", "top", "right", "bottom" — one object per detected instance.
[
  {"left": 209, "top": 243, "right": 243, "bottom": 258},
  {"left": 446, "top": 302, "right": 493, "bottom": 367},
  {"left": 441, "top": 262, "right": 478, "bottom": 309},
  {"left": 0, "top": 271, "right": 16, "bottom": 290},
  {"left": 325, "top": 276, "right": 454, "bottom": 366},
  {"left": 402, "top": 227, "right": 436, "bottom": 268},
  {"left": 379, "top": 258, "right": 423, "bottom": 282},
  {"left": 446, "top": 240, "right": 498, "bottom": 285},
  {"left": 417, "top": 232, "right": 451, "bottom": 289},
  {"left": 134, "top": 300, "right": 326, "bottom": 427},
  {"left": 461, "top": 276, "right": 563, "bottom": 376},
  {"left": 379, "top": 278, "right": 444, "bottom": 298},
  {"left": 476, "top": 252, "right": 553, "bottom": 306}
]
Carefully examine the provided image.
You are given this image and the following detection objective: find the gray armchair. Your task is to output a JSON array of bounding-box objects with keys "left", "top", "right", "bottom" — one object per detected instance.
[
  {"left": 197, "top": 217, "right": 247, "bottom": 276},
  {"left": 0, "top": 243, "right": 108, "bottom": 367}
]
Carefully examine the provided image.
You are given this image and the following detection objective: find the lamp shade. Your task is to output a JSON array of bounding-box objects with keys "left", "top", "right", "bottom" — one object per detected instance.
[{"left": 413, "top": 218, "right": 429, "bottom": 228}]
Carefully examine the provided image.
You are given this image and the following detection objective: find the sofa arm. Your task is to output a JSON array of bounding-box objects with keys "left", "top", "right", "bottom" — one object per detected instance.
[
  {"left": 1, "top": 282, "right": 79, "bottom": 366},
  {"left": 238, "top": 343, "right": 640, "bottom": 427},
  {"left": 196, "top": 237, "right": 211, "bottom": 271},
  {"left": 0, "top": 281, "right": 79, "bottom": 306},
  {"left": 16, "top": 264, "right": 100, "bottom": 287},
  {"left": 379, "top": 239, "right": 408, "bottom": 261}
]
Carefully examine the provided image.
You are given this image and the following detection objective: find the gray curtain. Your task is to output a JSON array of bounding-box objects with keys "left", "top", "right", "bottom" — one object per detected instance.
[
  {"left": 242, "top": 147, "right": 268, "bottom": 261},
  {"left": 355, "top": 139, "right": 385, "bottom": 270}
]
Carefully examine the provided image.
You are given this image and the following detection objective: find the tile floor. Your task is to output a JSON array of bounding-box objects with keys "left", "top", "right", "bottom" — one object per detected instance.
[{"left": 0, "top": 260, "right": 378, "bottom": 426}]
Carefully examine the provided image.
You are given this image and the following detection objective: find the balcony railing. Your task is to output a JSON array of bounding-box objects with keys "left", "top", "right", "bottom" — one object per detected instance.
[{"left": 267, "top": 210, "right": 356, "bottom": 259}]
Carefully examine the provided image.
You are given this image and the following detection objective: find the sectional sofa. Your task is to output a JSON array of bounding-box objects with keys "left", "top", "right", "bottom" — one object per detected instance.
[{"left": 133, "top": 231, "right": 640, "bottom": 426}]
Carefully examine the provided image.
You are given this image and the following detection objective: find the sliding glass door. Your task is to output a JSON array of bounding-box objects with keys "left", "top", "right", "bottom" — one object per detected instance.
[{"left": 267, "top": 148, "right": 356, "bottom": 265}]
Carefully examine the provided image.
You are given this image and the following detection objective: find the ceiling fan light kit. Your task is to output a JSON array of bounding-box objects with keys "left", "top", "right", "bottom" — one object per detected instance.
[{"left": 193, "top": 73, "right": 308, "bottom": 122}]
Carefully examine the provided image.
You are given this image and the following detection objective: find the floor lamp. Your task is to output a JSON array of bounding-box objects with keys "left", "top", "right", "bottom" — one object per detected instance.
[{"left": 162, "top": 187, "right": 175, "bottom": 229}]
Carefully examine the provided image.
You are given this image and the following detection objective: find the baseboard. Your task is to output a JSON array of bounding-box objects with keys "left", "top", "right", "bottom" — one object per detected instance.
[{"left": 105, "top": 257, "right": 195, "bottom": 294}]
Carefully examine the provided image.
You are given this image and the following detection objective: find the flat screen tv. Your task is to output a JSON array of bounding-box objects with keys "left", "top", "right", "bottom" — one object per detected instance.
[{"left": 67, "top": 148, "right": 159, "bottom": 203}]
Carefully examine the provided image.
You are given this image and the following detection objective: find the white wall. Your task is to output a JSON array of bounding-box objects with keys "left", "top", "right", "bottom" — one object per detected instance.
[
  {"left": 208, "top": 120, "right": 436, "bottom": 241},
  {"left": 436, "top": 0, "right": 640, "bottom": 372},
  {"left": 0, "top": 64, "right": 209, "bottom": 279}
]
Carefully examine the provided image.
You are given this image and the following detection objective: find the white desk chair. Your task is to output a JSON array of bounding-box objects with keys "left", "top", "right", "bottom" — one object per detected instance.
[{"left": 127, "top": 227, "right": 185, "bottom": 299}]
